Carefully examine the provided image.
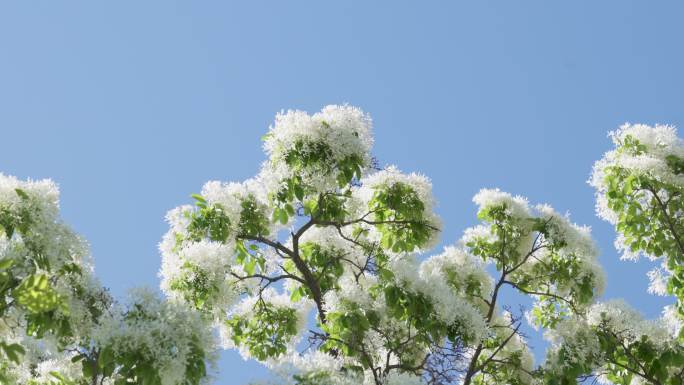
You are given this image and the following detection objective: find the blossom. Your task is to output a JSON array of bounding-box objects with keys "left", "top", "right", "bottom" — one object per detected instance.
[
  {"left": 473, "top": 188, "right": 531, "bottom": 219},
  {"left": 261, "top": 105, "right": 374, "bottom": 194},
  {"left": 390, "top": 254, "right": 489, "bottom": 343},
  {"left": 355, "top": 165, "right": 442, "bottom": 252},
  {"left": 92, "top": 288, "right": 217, "bottom": 385},
  {"left": 220, "top": 288, "right": 313, "bottom": 360},
  {"left": 585, "top": 300, "right": 672, "bottom": 347},
  {"left": 647, "top": 264, "right": 670, "bottom": 296}
]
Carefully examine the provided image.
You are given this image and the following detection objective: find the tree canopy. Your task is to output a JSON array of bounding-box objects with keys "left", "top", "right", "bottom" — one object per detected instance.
[{"left": 1, "top": 106, "right": 683, "bottom": 385}]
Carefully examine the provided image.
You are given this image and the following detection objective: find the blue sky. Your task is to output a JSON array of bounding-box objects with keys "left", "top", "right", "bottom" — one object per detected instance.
[{"left": 1, "top": 1, "right": 683, "bottom": 383}]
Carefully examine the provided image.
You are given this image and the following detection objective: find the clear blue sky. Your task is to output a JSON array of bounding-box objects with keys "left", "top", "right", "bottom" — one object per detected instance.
[{"left": 1, "top": 1, "right": 682, "bottom": 383}]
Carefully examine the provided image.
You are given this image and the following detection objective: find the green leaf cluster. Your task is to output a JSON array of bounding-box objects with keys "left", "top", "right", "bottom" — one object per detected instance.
[
  {"left": 225, "top": 301, "right": 299, "bottom": 361},
  {"left": 369, "top": 182, "right": 433, "bottom": 253}
]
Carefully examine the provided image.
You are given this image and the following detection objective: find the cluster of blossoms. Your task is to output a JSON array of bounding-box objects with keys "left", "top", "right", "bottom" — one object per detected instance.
[
  {"left": 0, "top": 174, "right": 217, "bottom": 384},
  {"left": 0, "top": 331, "right": 84, "bottom": 385},
  {"left": 262, "top": 105, "right": 374, "bottom": 194},
  {"left": 92, "top": 288, "right": 216, "bottom": 385},
  {"left": 592, "top": 124, "right": 684, "bottom": 199},
  {"left": 467, "top": 188, "right": 605, "bottom": 329},
  {"left": 0, "top": 174, "right": 102, "bottom": 376},
  {"left": 544, "top": 300, "right": 684, "bottom": 384},
  {"left": 590, "top": 123, "right": 684, "bottom": 322}
]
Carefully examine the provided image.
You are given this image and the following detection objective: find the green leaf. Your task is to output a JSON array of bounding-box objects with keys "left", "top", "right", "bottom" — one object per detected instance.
[
  {"left": 13, "top": 273, "right": 63, "bottom": 313},
  {"left": 14, "top": 188, "right": 29, "bottom": 200},
  {"left": 0, "top": 258, "right": 13, "bottom": 271},
  {"left": 0, "top": 342, "right": 25, "bottom": 363}
]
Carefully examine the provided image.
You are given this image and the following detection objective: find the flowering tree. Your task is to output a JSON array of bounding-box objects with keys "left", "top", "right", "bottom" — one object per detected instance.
[{"left": 0, "top": 106, "right": 682, "bottom": 385}]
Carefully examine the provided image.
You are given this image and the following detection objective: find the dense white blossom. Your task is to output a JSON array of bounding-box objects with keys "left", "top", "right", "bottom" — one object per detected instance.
[
  {"left": 220, "top": 288, "right": 312, "bottom": 359},
  {"left": 159, "top": 239, "right": 240, "bottom": 311},
  {"left": 544, "top": 316, "right": 603, "bottom": 373},
  {"left": 0, "top": 173, "right": 93, "bottom": 273},
  {"left": 420, "top": 246, "right": 493, "bottom": 314},
  {"left": 299, "top": 226, "right": 369, "bottom": 275},
  {"left": 264, "top": 105, "right": 373, "bottom": 164},
  {"left": 647, "top": 264, "right": 670, "bottom": 296},
  {"left": 591, "top": 124, "right": 684, "bottom": 191},
  {"left": 261, "top": 105, "right": 373, "bottom": 193},
  {"left": 383, "top": 372, "right": 423, "bottom": 385},
  {"left": 534, "top": 203, "right": 606, "bottom": 297},
  {"left": 92, "top": 288, "right": 216, "bottom": 385},
  {"left": 322, "top": 273, "right": 377, "bottom": 314},
  {"left": 391, "top": 254, "right": 488, "bottom": 343},
  {"left": 356, "top": 166, "right": 442, "bottom": 251},
  {"left": 473, "top": 188, "right": 531, "bottom": 219},
  {"left": 662, "top": 305, "right": 683, "bottom": 338},
  {"left": 0, "top": 322, "right": 87, "bottom": 384},
  {"left": 544, "top": 299, "right": 683, "bottom": 382},
  {"left": 590, "top": 123, "right": 684, "bottom": 226},
  {"left": 586, "top": 300, "right": 672, "bottom": 347},
  {"left": 0, "top": 173, "right": 60, "bottom": 219}
]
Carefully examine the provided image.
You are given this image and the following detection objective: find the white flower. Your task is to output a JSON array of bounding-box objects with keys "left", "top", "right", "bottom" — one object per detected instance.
[
  {"left": 647, "top": 265, "right": 670, "bottom": 296},
  {"left": 356, "top": 165, "right": 442, "bottom": 252},
  {"left": 587, "top": 300, "right": 671, "bottom": 347},
  {"left": 391, "top": 254, "right": 488, "bottom": 343},
  {"left": 383, "top": 371, "right": 422, "bottom": 385},
  {"left": 662, "top": 305, "right": 682, "bottom": 338},
  {"left": 473, "top": 188, "right": 531, "bottom": 219},
  {"left": 262, "top": 105, "right": 373, "bottom": 193},
  {"left": 221, "top": 288, "right": 313, "bottom": 360},
  {"left": 92, "top": 288, "right": 216, "bottom": 385}
]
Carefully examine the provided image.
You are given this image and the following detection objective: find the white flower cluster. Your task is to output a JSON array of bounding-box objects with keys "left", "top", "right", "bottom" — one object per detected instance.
[
  {"left": 272, "top": 350, "right": 422, "bottom": 385},
  {"left": 262, "top": 105, "right": 373, "bottom": 192},
  {"left": 598, "top": 124, "right": 684, "bottom": 187},
  {"left": 382, "top": 372, "right": 423, "bottom": 385},
  {"left": 0, "top": 173, "right": 60, "bottom": 221},
  {"left": 586, "top": 300, "right": 673, "bottom": 347},
  {"left": 161, "top": 239, "right": 243, "bottom": 318},
  {"left": 391, "top": 253, "right": 489, "bottom": 343},
  {"left": 271, "top": 350, "right": 344, "bottom": 378},
  {"left": 420, "top": 246, "right": 493, "bottom": 313},
  {"left": 534, "top": 203, "right": 606, "bottom": 297},
  {"left": 0, "top": 174, "right": 220, "bottom": 385},
  {"left": 0, "top": 173, "right": 93, "bottom": 274},
  {"left": 299, "top": 226, "right": 369, "bottom": 275},
  {"left": 647, "top": 263, "right": 670, "bottom": 296},
  {"left": 545, "top": 300, "right": 680, "bottom": 378},
  {"left": 590, "top": 123, "right": 684, "bottom": 226},
  {"left": 159, "top": 173, "right": 291, "bottom": 318},
  {"left": 468, "top": 188, "right": 536, "bottom": 262},
  {"left": 472, "top": 188, "right": 531, "bottom": 219},
  {"left": 487, "top": 312, "right": 535, "bottom": 382},
  {"left": 590, "top": 123, "right": 684, "bottom": 299},
  {"left": 270, "top": 350, "right": 392, "bottom": 385},
  {"left": 544, "top": 314, "right": 603, "bottom": 373},
  {"left": 355, "top": 166, "right": 442, "bottom": 252},
  {"left": 3, "top": 342, "right": 85, "bottom": 384},
  {"left": 662, "top": 305, "right": 683, "bottom": 338},
  {"left": 322, "top": 272, "right": 378, "bottom": 315},
  {"left": 0, "top": 174, "right": 109, "bottom": 342},
  {"left": 318, "top": 255, "right": 466, "bottom": 379},
  {"left": 0, "top": 320, "right": 85, "bottom": 384},
  {"left": 469, "top": 189, "right": 605, "bottom": 304},
  {"left": 220, "top": 288, "right": 313, "bottom": 360},
  {"left": 92, "top": 288, "right": 216, "bottom": 385}
]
